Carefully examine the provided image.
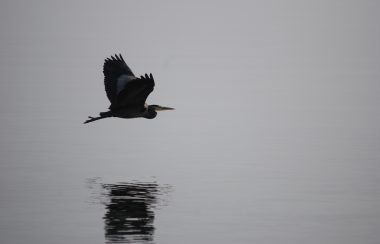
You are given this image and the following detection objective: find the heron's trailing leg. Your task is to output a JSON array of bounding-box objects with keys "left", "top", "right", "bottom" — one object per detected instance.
[{"left": 84, "top": 111, "right": 112, "bottom": 124}]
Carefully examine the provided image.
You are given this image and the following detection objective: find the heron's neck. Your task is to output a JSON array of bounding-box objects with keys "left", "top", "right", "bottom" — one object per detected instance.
[{"left": 143, "top": 106, "right": 157, "bottom": 119}]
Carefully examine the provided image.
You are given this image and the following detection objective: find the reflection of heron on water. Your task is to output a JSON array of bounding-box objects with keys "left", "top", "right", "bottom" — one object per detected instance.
[
  {"left": 84, "top": 54, "right": 174, "bottom": 124},
  {"left": 101, "top": 182, "right": 165, "bottom": 244}
]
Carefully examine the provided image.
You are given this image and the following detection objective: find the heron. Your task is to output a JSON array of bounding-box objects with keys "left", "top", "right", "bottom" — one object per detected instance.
[{"left": 84, "top": 54, "right": 174, "bottom": 124}]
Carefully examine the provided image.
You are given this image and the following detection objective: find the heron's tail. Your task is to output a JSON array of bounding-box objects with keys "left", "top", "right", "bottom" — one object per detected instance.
[
  {"left": 99, "top": 111, "right": 112, "bottom": 117},
  {"left": 84, "top": 111, "right": 112, "bottom": 124}
]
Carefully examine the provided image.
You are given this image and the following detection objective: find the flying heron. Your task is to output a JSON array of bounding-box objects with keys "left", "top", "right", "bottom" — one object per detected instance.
[{"left": 84, "top": 54, "right": 174, "bottom": 124}]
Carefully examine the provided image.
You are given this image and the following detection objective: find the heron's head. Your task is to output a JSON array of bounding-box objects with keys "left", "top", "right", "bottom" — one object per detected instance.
[{"left": 144, "top": 105, "right": 174, "bottom": 119}]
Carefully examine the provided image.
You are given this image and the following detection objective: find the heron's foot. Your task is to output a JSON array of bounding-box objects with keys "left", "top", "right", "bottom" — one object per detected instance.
[
  {"left": 84, "top": 114, "right": 111, "bottom": 124},
  {"left": 84, "top": 116, "right": 100, "bottom": 124}
]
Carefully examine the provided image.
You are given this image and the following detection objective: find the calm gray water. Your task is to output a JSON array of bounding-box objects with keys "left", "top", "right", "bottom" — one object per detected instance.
[{"left": 1, "top": 1, "right": 380, "bottom": 243}]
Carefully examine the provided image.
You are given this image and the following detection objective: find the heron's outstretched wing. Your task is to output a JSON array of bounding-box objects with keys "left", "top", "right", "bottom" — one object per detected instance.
[
  {"left": 103, "top": 54, "right": 135, "bottom": 104},
  {"left": 111, "top": 73, "right": 155, "bottom": 110}
]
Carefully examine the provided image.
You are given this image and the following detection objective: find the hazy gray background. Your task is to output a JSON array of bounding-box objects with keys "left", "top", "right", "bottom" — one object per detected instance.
[{"left": 0, "top": 0, "right": 379, "bottom": 243}]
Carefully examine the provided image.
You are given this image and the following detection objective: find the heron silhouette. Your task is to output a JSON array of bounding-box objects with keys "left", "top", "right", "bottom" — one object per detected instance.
[{"left": 84, "top": 54, "right": 174, "bottom": 124}]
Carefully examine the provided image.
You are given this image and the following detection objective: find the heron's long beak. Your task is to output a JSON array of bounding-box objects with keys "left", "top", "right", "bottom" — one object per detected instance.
[{"left": 155, "top": 106, "right": 175, "bottom": 111}]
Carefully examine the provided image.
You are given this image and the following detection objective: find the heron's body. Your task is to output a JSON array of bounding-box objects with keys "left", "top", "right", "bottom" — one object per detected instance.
[
  {"left": 109, "top": 105, "right": 147, "bottom": 118},
  {"left": 84, "top": 54, "right": 173, "bottom": 124}
]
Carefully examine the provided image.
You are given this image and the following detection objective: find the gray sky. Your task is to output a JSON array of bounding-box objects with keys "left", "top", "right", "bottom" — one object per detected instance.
[
  {"left": 1, "top": 0, "right": 379, "bottom": 119},
  {"left": 1, "top": 0, "right": 378, "bottom": 158}
]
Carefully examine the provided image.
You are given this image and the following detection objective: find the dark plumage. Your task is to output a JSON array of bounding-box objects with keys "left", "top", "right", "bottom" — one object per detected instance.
[{"left": 84, "top": 54, "right": 174, "bottom": 124}]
